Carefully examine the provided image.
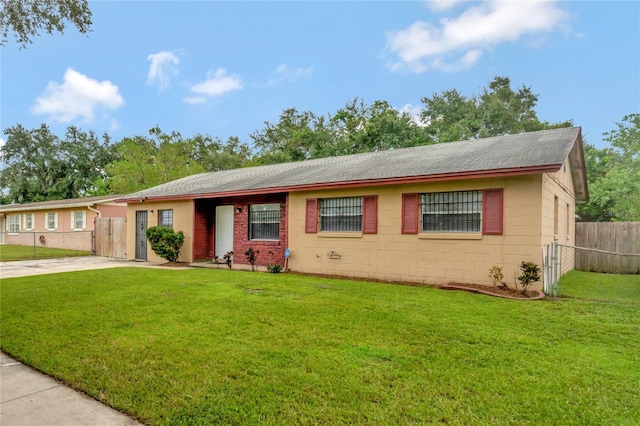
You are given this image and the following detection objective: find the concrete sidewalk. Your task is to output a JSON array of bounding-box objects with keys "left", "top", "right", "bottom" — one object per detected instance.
[
  {"left": 0, "top": 352, "right": 142, "bottom": 426},
  {"left": 0, "top": 256, "right": 163, "bottom": 279}
]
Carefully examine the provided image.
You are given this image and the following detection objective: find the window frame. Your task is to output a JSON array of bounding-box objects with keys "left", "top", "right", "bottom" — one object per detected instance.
[
  {"left": 158, "top": 209, "right": 173, "bottom": 228},
  {"left": 46, "top": 212, "right": 58, "bottom": 231},
  {"left": 420, "top": 190, "right": 482, "bottom": 233},
  {"left": 249, "top": 203, "right": 280, "bottom": 241},
  {"left": 23, "top": 213, "right": 34, "bottom": 230},
  {"left": 71, "top": 211, "right": 86, "bottom": 230},
  {"left": 8, "top": 214, "right": 20, "bottom": 234},
  {"left": 319, "top": 197, "right": 363, "bottom": 233}
]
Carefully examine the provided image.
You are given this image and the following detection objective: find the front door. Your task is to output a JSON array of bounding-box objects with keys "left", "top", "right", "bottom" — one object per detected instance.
[
  {"left": 0, "top": 216, "right": 4, "bottom": 244},
  {"left": 215, "top": 205, "right": 234, "bottom": 257},
  {"left": 135, "top": 210, "right": 148, "bottom": 260}
]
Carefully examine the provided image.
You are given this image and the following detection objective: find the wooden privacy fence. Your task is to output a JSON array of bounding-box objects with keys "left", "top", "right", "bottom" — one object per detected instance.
[
  {"left": 95, "top": 217, "right": 127, "bottom": 259},
  {"left": 575, "top": 222, "right": 640, "bottom": 274}
]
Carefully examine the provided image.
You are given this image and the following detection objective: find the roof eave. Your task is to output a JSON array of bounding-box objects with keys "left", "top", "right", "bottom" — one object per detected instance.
[
  {"left": 0, "top": 198, "right": 121, "bottom": 213},
  {"left": 567, "top": 130, "right": 589, "bottom": 203}
]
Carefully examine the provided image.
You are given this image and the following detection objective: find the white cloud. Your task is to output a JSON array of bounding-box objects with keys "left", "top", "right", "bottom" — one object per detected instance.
[
  {"left": 398, "top": 103, "right": 426, "bottom": 127},
  {"left": 427, "top": 1, "right": 466, "bottom": 12},
  {"left": 31, "top": 68, "right": 124, "bottom": 122},
  {"left": 147, "top": 50, "right": 181, "bottom": 91},
  {"left": 264, "top": 64, "right": 313, "bottom": 87},
  {"left": 184, "top": 96, "right": 207, "bottom": 105},
  {"left": 386, "top": 1, "right": 569, "bottom": 72},
  {"left": 186, "top": 68, "right": 242, "bottom": 102}
]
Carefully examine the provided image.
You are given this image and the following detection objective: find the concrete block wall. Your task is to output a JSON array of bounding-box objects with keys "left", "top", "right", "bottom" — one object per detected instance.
[{"left": 288, "top": 176, "right": 547, "bottom": 289}]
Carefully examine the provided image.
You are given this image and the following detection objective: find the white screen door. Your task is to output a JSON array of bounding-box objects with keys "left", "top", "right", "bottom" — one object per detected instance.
[{"left": 215, "top": 205, "right": 234, "bottom": 257}]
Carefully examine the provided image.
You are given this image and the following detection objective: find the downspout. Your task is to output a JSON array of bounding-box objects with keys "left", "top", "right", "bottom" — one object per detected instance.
[
  {"left": 87, "top": 204, "right": 101, "bottom": 218},
  {"left": 87, "top": 204, "right": 101, "bottom": 255}
]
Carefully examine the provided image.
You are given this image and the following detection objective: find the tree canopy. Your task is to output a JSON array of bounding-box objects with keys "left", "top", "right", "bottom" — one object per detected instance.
[
  {"left": 420, "top": 76, "right": 572, "bottom": 143},
  {"left": 577, "top": 114, "right": 640, "bottom": 222},
  {"left": 0, "top": 124, "right": 115, "bottom": 204},
  {"left": 1, "top": 0, "right": 92, "bottom": 47}
]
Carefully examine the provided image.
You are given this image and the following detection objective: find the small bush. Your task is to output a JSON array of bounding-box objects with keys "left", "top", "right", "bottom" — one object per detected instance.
[
  {"left": 488, "top": 265, "right": 504, "bottom": 288},
  {"left": 517, "top": 261, "right": 541, "bottom": 294},
  {"left": 267, "top": 264, "right": 282, "bottom": 273},
  {"left": 146, "top": 226, "right": 185, "bottom": 262},
  {"left": 245, "top": 247, "right": 259, "bottom": 271},
  {"left": 224, "top": 251, "right": 233, "bottom": 269}
]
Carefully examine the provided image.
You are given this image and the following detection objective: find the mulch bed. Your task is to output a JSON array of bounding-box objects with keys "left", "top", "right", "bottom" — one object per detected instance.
[{"left": 441, "top": 283, "right": 545, "bottom": 300}]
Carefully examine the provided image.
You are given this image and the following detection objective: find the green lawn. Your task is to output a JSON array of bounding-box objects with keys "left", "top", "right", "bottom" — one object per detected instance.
[
  {"left": 0, "top": 244, "right": 91, "bottom": 261},
  {"left": 1, "top": 268, "right": 638, "bottom": 425},
  {"left": 560, "top": 270, "right": 640, "bottom": 304}
]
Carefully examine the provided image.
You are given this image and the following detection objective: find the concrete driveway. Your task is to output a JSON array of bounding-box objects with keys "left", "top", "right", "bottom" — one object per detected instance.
[{"left": 0, "top": 256, "right": 162, "bottom": 279}]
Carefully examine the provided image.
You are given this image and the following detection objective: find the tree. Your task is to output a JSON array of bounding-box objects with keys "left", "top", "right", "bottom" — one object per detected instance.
[
  {"left": 251, "top": 99, "right": 432, "bottom": 164},
  {"left": 1, "top": 0, "right": 92, "bottom": 48},
  {"left": 579, "top": 114, "right": 640, "bottom": 221},
  {"left": 329, "top": 99, "right": 432, "bottom": 156},
  {"left": 0, "top": 124, "right": 115, "bottom": 204},
  {"left": 421, "top": 76, "right": 572, "bottom": 143},
  {"left": 106, "top": 130, "right": 205, "bottom": 194},
  {"left": 251, "top": 108, "right": 331, "bottom": 164},
  {"left": 105, "top": 127, "right": 250, "bottom": 194},
  {"left": 576, "top": 143, "right": 619, "bottom": 221},
  {"left": 191, "top": 134, "right": 252, "bottom": 172}
]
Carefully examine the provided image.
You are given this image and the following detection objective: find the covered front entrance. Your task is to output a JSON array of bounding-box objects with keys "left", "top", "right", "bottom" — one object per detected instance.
[{"left": 215, "top": 205, "right": 234, "bottom": 257}]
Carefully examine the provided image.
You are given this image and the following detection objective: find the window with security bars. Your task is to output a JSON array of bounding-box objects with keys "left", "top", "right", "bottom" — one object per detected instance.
[
  {"left": 319, "top": 197, "right": 362, "bottom": 232},
  {"left": 249, "top": 204, "right": 280, "bottom": 240},
  {"left": 158, "top": 209, "right": 173, "bottom": 228},
  {"left": 421, "top": 191, "right": 482, "bottom": 232}
]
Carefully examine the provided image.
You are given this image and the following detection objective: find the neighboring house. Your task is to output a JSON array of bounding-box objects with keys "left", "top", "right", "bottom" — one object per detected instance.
[
  {"left": 0, "top": 195, "right": 127, "bottom": 251},
  {"left": 118, "top": 127, "right": 588, "bottom": 290}
]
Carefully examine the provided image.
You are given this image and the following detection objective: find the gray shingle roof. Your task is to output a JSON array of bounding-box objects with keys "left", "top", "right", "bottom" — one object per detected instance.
[{"left": 122, "top": 127, "right": 586, "bottom": 201}]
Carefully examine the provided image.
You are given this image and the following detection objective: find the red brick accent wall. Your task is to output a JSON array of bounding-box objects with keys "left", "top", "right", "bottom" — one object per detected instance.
[
  {"left": 213, "top": 193, "right": 288, "bottom": 267},
  {"left": 193, "top": 200, "right": 215, "bottom": 260}
]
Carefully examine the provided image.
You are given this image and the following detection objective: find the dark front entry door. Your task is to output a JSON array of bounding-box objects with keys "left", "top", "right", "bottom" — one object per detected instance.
[{"left": 135, "top": 210, "right": 148, "bottom": 260}]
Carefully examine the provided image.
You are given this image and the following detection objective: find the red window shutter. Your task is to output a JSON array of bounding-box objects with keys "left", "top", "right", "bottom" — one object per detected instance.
[
  {"left": 362, "top": 196, "right": 378, "bottom": 234},
  {"left": 483, "top": 189, "right": 504, "bottom": 235},
  {"left": 305, "top": 199, "right": 318, "bottom": 233},
  {"left": 402, "top": 193, "right": 419, "bottom": 234}
]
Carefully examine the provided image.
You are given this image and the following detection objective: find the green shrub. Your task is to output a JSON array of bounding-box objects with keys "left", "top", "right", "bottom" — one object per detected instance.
[
  {"left": 517, "top": 261, "right": 541, "bottom": 294},
  {"left": 267, "top": 264, "right": 282, "bottom": 273},
  {"left": 146, "top": 226, "right": 185, "bottom": 262}
]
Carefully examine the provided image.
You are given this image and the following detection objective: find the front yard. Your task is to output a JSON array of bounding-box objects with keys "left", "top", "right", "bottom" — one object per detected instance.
[{"left": 1, "top": 268, "right": 638, "bottom": 425}]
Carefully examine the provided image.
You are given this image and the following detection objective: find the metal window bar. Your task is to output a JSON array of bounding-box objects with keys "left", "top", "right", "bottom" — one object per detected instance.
[
  {"left": 249, "top": 209, "right": 280, "bottom": 240},
  {"left": 421, "top": 191, "right": 482, "bottom": 232},
  {"left": 319, "top": 197, "right": 362, "bottom": 232},
  {"left": 159, "top": 210, "right": 173, "bottom": 228}
]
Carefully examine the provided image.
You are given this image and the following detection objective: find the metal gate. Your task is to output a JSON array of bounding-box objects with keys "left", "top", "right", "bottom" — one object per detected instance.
[
  {"left": 135, "top": 210, "right": 148, "bottom": 260},
  {"left": 542, "top": 241, "right": 558, "bottom": 297}
]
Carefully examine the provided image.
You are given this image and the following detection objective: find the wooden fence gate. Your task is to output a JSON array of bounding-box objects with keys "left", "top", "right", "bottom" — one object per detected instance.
[{"left": 95, "top": 217, "right": 127, "bottom": 259}]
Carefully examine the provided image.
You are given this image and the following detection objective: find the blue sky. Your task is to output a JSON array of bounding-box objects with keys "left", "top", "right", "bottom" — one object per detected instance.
[{"left": 1, "top": 1, "right": 639, "bottom": 151}]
